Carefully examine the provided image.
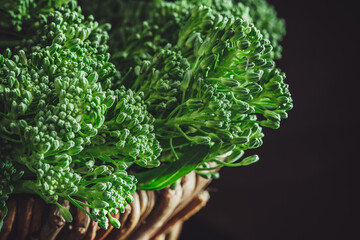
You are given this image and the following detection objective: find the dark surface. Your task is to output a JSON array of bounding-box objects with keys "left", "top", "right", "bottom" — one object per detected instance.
[{"left": 181, "top": 1, "right": 358, "bottom": 239}]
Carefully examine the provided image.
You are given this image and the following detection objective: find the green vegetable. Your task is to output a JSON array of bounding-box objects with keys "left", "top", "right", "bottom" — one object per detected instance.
[
  {"left": 135, "top": 144, "right": 210, "bottom": 190},
  {"left": 0, "top": 0, "right": 292, "bottom": 231},
  {"left": 79, "top": 0, "right": 285, "bottom": 73},
  {"left": 119, "top": 5, "right": 291, "bottom": 174},
  {"left": 0, "top": 1, "right": 159, "bottom": 229}
]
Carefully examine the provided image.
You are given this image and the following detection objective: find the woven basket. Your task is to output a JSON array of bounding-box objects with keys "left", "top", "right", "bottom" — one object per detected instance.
[{"left": 0, "top": 171, "right": 212, "bottom": 240}]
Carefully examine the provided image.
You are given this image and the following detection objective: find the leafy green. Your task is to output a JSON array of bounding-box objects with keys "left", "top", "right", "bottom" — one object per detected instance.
[{"left": 136, "top": 144, "right": 209, "bottom": 190}]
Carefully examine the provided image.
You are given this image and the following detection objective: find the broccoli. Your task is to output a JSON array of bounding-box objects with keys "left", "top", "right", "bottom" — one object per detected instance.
[
  {"left": 79, "top": 0, "right": 285, "bottom": 73},
  {"left": 0, "top": 0, "right": 74, "bottom": 31},
  {"left": 0, "top": 1, "right": 160, "bottom": 229},
  {"left": 119, "top": 5, "right": 291, "bottom": 178},
  {"left": 0, "top": 0, "right": 292, "bottom": 232}
]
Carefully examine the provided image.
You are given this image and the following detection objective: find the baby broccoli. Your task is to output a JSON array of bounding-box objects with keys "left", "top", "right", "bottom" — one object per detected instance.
[
  {"left": 0, "top": 1, "right": 160, "bottom": 229},
  {"left": 0, "top": 0, "right": 292, "bottom": 231},
  {"left": 118, "top": 5, "right": 291, "bottom": 175}
]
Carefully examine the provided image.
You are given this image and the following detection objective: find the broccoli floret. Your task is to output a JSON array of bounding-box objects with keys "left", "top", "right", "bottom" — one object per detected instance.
[
  {"left": 0, "top": 0, "right": 291, "bottom": 231},
  {"left": 0, "top": 2, "right": 160, "bottom": 229},
  {"left": 0, "top": 0, "right": 75, "bottom": 31},
  {"left": 121, "top": 5, "right": 291, "bottom": 170},
  {"left": 77, "top": 86, "right": 162, "bottom": 168},
  {"left": 79, "top": 0, "right": 285, "bottom": 71}
]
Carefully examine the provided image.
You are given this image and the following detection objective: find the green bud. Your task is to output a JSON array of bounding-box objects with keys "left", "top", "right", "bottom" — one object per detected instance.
[
  {"left": 53, "top": 34, "right": 65, "bottom": 44},
  {"left": 62, "top": 185, "right": 78, "bottom": 195},
  {"left": 120, "top": 129, "right": 130, "bottom": 141},
  {"left": 231, "top": 136, "right": 249, "bottom": 145},
  {"left": 88, "top": 72, "right": 99, "bottom": 84},
  {"left": 4, "top": 48, "right": 11, "bottom": 59},
  {"left": 254, "top": 58, "right": 266, "bottom": 66},
  {"left": 98, "top": 219, "right": 109, "bottom": 230},
  {"left": 94, "top": 166, "right": 108, "bottom": 175},
  {"left": 240, "top": 155, "right": 259, "bottom": 166},
  {"left": 246, "top": 83, "right": 263, "bottom": 94},
  {"left": 275, "top": 110, "right": 288, "bottom": 119},
  {"left": 181, "top": 71, "right": 192, "bottom": 91},
  {"left": 5, "top": 59, "right": 17, "bottom": 71},
  {"left": 263, "top": 60, "right": 275, "bottom": 70},
  {"left": 55, "top": 154, "right": 71, "bottom": 163},
  {"left": 57, "top": 204, "right": 73, "bottom": 222},
  {"left": 264, "top": 110, "right": 281, "bottom": 122},
  {"left": 198, "top": 38, "right": 212, "bottom": 56},
  {"left": 92, "top": 200, "right": 109, "bottom": 209},
  {"left": 200, "top": 54, "right": 216, "bottom": 70},
  {"left": 68, "top": 145, "right": 84, "bottom": 155},
  {"left": 108, "top": 214, "right": 121, "bottom": 229},
  {"left": 62, "top": 141, "right": 75, "bottom": 151},
  {"left": 248, "top": 138, "right": 263, "bottom": 148},
  {"left": 65, "top": 39, "right": 81, "bottom": 51},
  {"left": 104, "top": 95, "right": 115, "bottom": 108},
  {"left": 110, "top": 130, "right": 121, "bottom": 138},
  {"left": 212, "top": 41, "right": 226, "bottom": 54},
  {"left": 185, "top": 98, "right": 203, "bottom": 108},
  {"left": 232, "top": 87, "right": 250, "bottom": 95},
  {"left": 94, "top": 115, "right": 105, "bottom": 129},
  {"left": 134, "top": 65, "right": 141, "bottom": 76},
  {"left": 283, "top": 102, "right": 293, "bottom": 111},
  {"left": 219, "top": 78, "right": 240, "bottom": 88},
  {"left": 232, "top": 100, "right": 250, "bottom": 114},
  {"left": 222, "top": 28, "right": 235, "bottom": 41},
  {"left": 129, "top": 148, "right": 140, "bottom": 157},
  {"left": 116, "top": 112, "right": 127, "bottom": 124},
  {"left": 238, "top": 40, "right": 250, "bottom": 50},
  {"left": 92, "top": 135, "right": 106, "bottom": 145},
  {"left": 185, "top": 32, "right": 201, "bottom": 49},
  {"left": 37, "top": 169, "right": 45, "bottom": 178},
  {"left": 191, "top": 136, "right": 211, "bottom": 145},
  {"left": 265, "top": 81, "right": 281, "bottom": 91},
  {"left": 40, "top": 142, "right": 51, "bottom": 153},
  {"left": 95, "top": 182, "right": 107, "bottom": 191},
  {"left": 18, "top": 50, "right": 27, "bottom": 65},
  {"left": 260, "top": 120, "right": 280, "bottom": 129},
  {"left": 246, "top": 70, "right": 264, "bottom": 82},
  {"left": 116, "top": 140, "right": 126, "bottom": 149},
  {"left": 277, "top": 96, "right": 291, "bottom": 105}
]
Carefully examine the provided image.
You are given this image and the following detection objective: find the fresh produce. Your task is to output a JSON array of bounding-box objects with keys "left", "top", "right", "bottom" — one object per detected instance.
[{"left": 0, "top": 0, "right": 292, "bottom": 230}]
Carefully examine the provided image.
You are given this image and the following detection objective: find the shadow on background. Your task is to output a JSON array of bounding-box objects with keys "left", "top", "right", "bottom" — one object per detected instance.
[{"left": 181, "top": 0, "right": 357, "bottom": 239}]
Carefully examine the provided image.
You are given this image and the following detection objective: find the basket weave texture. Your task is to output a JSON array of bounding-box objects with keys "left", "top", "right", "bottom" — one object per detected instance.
[{"left": 0, "top": 172, "right": 211, "bottom": 240}]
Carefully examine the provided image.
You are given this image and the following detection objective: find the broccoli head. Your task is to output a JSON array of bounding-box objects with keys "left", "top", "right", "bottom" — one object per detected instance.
[{"left": 0, "top": 2, "right": 160, "bottom": 229}]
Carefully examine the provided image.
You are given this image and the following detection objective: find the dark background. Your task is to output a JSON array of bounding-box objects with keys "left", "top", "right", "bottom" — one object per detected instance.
[{"left": 181, "top": 1, "right": 358, "bottom": 239}]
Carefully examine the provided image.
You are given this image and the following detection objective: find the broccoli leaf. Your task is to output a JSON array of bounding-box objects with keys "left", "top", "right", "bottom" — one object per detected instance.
[{"left": 135, "top": 144, "right": 210, "bottom": 190}]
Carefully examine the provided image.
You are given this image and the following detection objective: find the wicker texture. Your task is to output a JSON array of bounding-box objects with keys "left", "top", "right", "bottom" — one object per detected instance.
[{"left": 0, "top": 172, "right": 211, "bottom": 240}]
